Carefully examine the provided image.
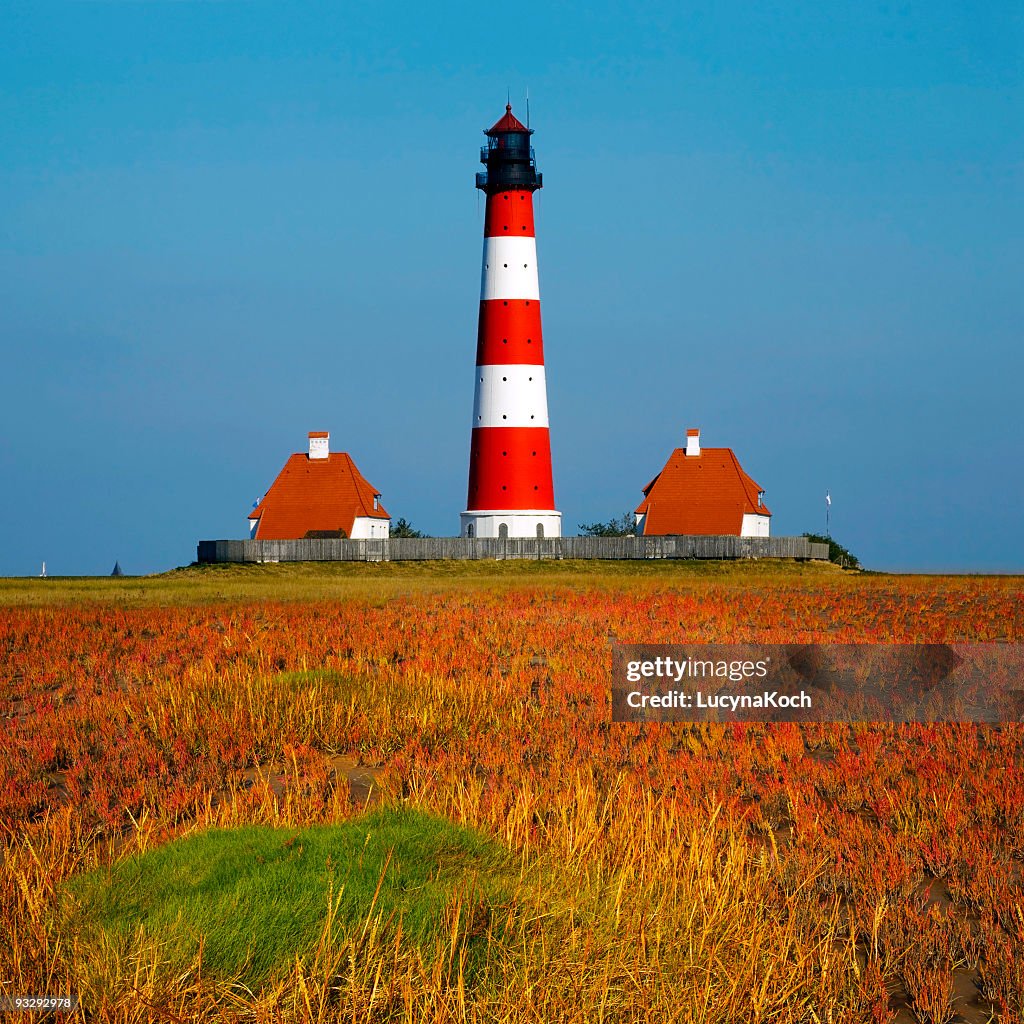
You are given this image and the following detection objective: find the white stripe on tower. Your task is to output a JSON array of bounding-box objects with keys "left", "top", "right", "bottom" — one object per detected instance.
[
  {"left": 480, "top": 237, "right": 540, "bottom": 300},
  {"left": 472, "top": 365, "right": 549, "bottom": 428}
]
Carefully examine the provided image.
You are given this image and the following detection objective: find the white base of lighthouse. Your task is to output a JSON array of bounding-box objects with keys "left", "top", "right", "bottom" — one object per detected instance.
[{"left": 461, "top": 511, "right": 562, "bottom": 539}]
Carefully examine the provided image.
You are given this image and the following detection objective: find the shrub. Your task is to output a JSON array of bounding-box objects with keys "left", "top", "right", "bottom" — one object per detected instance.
[
  {"left": 803, "top": 533, "right": 860, "bottom": 568},
  {"left": 579, "top": 512, "right": 636, "bottom": 537}
]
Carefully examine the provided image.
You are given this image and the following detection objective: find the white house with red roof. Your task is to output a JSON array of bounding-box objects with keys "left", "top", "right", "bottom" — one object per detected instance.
[
  {"left": 634, "top": 429, "right": 771, "bottom": 538},
  {"left": 248, "top": 432, "right": 390, "bottom": 540}
]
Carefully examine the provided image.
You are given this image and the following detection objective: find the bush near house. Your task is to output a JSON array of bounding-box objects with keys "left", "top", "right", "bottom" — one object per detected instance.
[
  {"left": 803, "top": 533, "right": 861, "bottom": 568},
  {"left": 579, "top": 511, "right": 636, "bottom": 536},
  {"left": 391, "top": 518, "right": 426, "bottom": 538}
]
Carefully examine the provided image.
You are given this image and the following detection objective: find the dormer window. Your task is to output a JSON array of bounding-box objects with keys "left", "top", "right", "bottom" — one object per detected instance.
[{"left": 373, "top": 495, "right": 380, "bottom": 511}]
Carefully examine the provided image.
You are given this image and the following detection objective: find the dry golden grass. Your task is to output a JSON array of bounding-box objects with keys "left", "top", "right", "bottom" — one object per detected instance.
[{"left": 5, "top": 781, "right": 867, "bottom": 1023}]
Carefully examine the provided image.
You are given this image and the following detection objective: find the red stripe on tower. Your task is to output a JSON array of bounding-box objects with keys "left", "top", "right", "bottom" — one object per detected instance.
[{"left": 461, "top": 104, "right": 561, "bottom": 539}]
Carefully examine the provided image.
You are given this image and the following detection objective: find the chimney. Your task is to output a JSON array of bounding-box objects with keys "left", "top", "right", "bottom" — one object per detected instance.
[
  {"left": 308, "top": 431, "right": 329, "bottom": 460},
  {"left": 685, "top": 428, "right": 701, "bottom": 457}
]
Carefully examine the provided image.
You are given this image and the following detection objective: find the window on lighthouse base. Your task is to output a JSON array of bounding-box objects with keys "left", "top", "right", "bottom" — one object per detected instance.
[{"left": 498, "top": 523, "right": 509, "bottom": 539}]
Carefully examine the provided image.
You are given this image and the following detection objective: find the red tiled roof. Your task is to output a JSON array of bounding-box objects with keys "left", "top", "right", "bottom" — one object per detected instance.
[
  {"left": 487, "top": 104, "right": 529, "bottom": 134},
  {"left": 634, "top": 447, "right": 771, "bottom": 536},
  {"left": 248, "top": 452, "right": 389, "bottom": 540}
]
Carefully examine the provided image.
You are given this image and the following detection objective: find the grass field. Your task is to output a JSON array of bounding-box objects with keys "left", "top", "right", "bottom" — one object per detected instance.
[
  {"left": 0, "top": 558, "right": 848, "bottom": 606},
  {"left": 2, "top": 561, "right": 1022, "bottom": 1022}
]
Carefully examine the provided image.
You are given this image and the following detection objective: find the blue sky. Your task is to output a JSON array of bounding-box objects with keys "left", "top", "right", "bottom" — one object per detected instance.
[{"left": 1, "top": 1, "right": 1021, "bottom": 574}]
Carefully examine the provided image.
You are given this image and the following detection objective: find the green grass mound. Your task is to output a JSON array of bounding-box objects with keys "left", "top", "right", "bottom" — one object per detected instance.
[{"left": 69, "top": 807, "right": 515, "bottom": 988}]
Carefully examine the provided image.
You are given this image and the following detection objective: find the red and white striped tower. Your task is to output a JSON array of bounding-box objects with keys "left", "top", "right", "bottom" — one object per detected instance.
[{"left": 461, "top": 104, "right": 561, "bottom": 539}]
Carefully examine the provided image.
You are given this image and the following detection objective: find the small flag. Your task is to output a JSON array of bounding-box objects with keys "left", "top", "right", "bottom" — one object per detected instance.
[{"left": 825, "top": 491, "right": 831, "bottom": 506}]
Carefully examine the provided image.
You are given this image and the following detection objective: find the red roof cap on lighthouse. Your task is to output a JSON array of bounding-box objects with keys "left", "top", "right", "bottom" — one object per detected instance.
[{"left": 487, "top": 103, "right": 530, "bottom": 134}]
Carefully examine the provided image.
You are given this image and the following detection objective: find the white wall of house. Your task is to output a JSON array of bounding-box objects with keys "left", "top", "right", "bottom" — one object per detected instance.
[
  {"left": 740, "top": 514, "right": 771, "bottom": 538},
  {"left": 350, "top": 517, "right": 390, "bottom": 539}
]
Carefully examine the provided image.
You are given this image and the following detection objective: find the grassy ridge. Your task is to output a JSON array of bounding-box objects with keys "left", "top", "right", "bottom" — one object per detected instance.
[{"left": 0, "top": 558, "right": 848, "bottom": 606}]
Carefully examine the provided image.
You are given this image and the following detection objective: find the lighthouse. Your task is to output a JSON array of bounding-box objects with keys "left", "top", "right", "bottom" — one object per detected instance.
[{"left": 461, "top": 105, "right": 561, "bottom": 540}]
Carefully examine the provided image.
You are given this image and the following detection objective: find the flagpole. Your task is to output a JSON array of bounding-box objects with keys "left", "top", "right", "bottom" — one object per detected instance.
[{"left": 825, "top": 491, "right": 831, "bottom": 539}]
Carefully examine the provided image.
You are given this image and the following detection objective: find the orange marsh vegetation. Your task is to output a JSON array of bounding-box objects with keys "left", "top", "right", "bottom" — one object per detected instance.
[{"left": 1, "top": 562, "right": 1022, "bottom": 1022}]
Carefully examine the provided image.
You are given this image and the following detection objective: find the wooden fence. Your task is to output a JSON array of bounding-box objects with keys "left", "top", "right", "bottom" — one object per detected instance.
[{"left": 196, "top": 536, "right": 830, "bottom": 564}]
